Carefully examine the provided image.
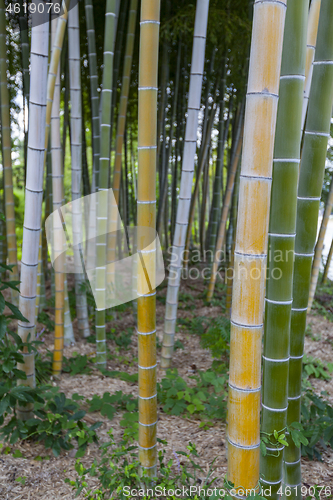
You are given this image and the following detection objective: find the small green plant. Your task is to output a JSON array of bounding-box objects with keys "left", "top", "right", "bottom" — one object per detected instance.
[
  {"left": 63, "top": 353, "right": 93, "bottom": 376},
  {"left": 177, "top": 316, "right": 209, "bottom": 336},
  {"left": 200, "top": 317, "right": 230, "bottom": 358},
  {"left": 86, "top": 391, "right": 137, "bottom": 421},
  {"left": 1, "top": 389, "right": 101, "bottom": 457},
  {"left": 158, "top": 369, "right": 227, "bottom": 421},
  {"left": 66, "top": 430, "right": 219, "bottom": 500},
  {"left": 37, "top": 310, "right": 55, "bottom": 332},
  {"left": 303, "top": 354, "right": 333, "bottom": 381},
  {"left": 300, "top": 388, "right": 333, "bottom": 460}
]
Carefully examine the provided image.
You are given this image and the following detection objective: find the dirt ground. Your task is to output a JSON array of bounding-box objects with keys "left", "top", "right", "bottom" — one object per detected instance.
[{"left": 1, "top": 276, "right": 333, "bottom": 499}]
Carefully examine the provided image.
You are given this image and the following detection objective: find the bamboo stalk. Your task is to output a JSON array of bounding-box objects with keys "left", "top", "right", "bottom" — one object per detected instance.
[
  {"left": 110, "top": 0, "right": 130, "bottom": 154},
  {"left": 0, "top": 0, "right": 19, "bottom": 303},
  {"left": 183, "top": 91, "right": 219, "bottom": 269},
  {"left": 260, "top": 0, "right": 308, "bottom": 496},
  {"left": 301, "top": 0, "right": 321, "bottom": 132},
  {"left": 137, "top": 0, "right": 160, "bottom": 476},
  {"left": 207, "top": 113, "right": 244, "bottom": 302},
  {"left": 68, "top": 0, "right": 90, "bottom": 339},
  {"left": 322, "top": 234, "right": 333, "bottom": 284},
  {"left": 111, "top": 0, "right": 138, "bottom": 202},
  {"left": 51, "top": 12, "right": 66, "bottom": 375},
  {"left": 84, "top": 0, "right": 100, "bottom": 192},
  {"left": 285, "top": 0, "right": 333, "bottom": 493},
  {"left": 226, "top": 0, "right": 286, "bottom": 492},
  {"left": 161, "top": 0, "right": 210, "bottom": 369},
  {"left": 307, "top": 174, "right": 333, "bottom": 312},
  {"left": 225, "top": 162, "right": 241, "bottom": 316},
  {"left": 206, "top": 75, "right": 226, "bottom": 262},
  {"left": 95, "top": 0, "right": 116, "bottom": 369},
  {"left": 17, "top": 2, "right": 49, "bottom": 419}
]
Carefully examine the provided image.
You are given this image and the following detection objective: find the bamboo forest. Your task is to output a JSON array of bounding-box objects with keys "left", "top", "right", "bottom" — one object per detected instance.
[{"left": 2, "top": 0, "right": 333, "bottom": 498}]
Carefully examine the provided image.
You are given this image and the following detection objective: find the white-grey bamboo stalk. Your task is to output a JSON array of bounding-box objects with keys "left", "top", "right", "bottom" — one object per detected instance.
[
  {"left": 161, "top": 0, "right": 210, "bottom": 368},
  {"left": 68, "top": 0, "right": 90, "bottom": 338},
  {"left": 17, "top": 4, "right": 49, "bottom": 419}
]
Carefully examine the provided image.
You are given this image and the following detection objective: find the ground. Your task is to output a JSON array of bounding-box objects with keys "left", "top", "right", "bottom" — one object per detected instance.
[{"left": 1, "top": 274, "right": 333, "bottom": 499}]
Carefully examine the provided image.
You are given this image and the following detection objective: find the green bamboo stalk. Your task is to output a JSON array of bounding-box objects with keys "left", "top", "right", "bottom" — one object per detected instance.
[
  {"left": 226, "top": 0, "right": 286, "bottom": 492},
  {"left": 17, "top": 2, "right": 49, "bottom": 420},
  {"left": 64, "top": 277, "right": 75, "bottom": 346},
  {"left": 111, "top": 0, "right": 138, "bottom": 203},
  {"left": 161, "top": 0, "right": 210, "bottom": 369},
  {"left": 95, "top": 0, "right": 116, "bottom": 369},
  {"left": 156, "top": 43, "right": 181, "bottom": 238},
  {"left": 0, "top": 0, "right": 19, "bottom": 304},
  {"left": 137, "top": 0, "right": 160, "bottom": 476},
  {"left": 68, "top": 1, "right": 90, "bottom": 339},
  {"left": 285, "top": 1, "right": 333, "bottom": 495},
  {"left": 111, "top": 0, "right": 130, "bottom": 153},
  {"left": 322, "top": 234, "right": 333, "bottom": 284},
  {"left": 206, "top": 74, "right": 226, "bottom": 262},
  {"left": 307, "top": 173, "right": 333, "bottom": 312},
  {"left": 18, "top": 0, "right": 29, "bottom": 173},
  {"left": 84, "top": 0, "right": 100, "bottom": 192},
  {"left": 260, "top": 0, "right": 308, "bottom": 496},
  {"left": 18, "top": 0, "right": 30, "bottom": 103},
  {"left": 225, "top": 160, "right": 241, "bottom": 316},
  {"left": 301, "top": 0, "right": 321, "bottom": 132}
]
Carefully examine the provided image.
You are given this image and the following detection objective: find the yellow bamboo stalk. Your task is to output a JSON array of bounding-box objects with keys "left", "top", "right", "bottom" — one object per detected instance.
[
  {"left": 308, "top": 176, "right": 333, "bottom": 312},
  {"left": 51, "top": 13, "right": 65, "bottom": 375},
  {"left": 137, "top": 0, "right": 160, "bottom": 477},
  {"left": 301, "top": 0, "right": 321, "bottom": 131},
  {"left": 45, "top": 0, "right": 70, "bottom": 157},
  {"left": 226, "top": 0, "right": 286, "bottom": 493},
  {"left": 207, "top": 120, "right": 243, "bottom": 301},
  {"left": 0, "top": 0, "right": 19, "bottom": 304}
]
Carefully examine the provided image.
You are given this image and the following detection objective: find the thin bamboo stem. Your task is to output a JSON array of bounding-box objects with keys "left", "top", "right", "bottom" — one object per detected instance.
[
  {"left": 207, "top": 114, "right": 244, "bottom": 301},
  {"left": 183, "top": 93, "right": 218, "bottom": 269},
  {"left": 307, "top": 174, "right": 333, "bottom": 312},
  {"left": 84, "top": 0, "right": 100, "bottom": 191},
  {"left": 322, "top": 234, "right": 333, "bottom": 284},
  {"left": 0, "top": 0, "right": 19, "bottom": 303}
]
